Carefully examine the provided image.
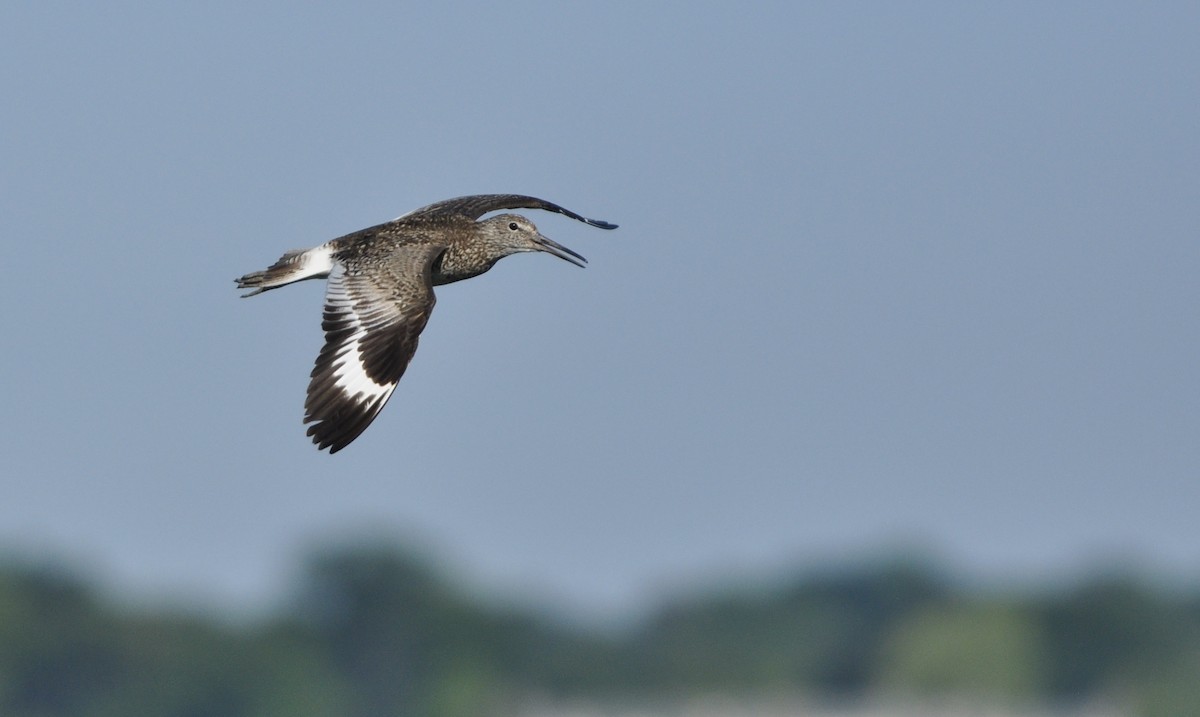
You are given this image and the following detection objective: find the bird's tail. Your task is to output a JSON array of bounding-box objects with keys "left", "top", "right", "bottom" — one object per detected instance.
[{"left": 235, "top": 245, "right": 335, "bottom": 297}]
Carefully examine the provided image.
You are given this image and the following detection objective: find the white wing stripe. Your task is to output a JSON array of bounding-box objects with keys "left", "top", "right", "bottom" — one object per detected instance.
[{"left": 325, "top": 264, "right": 394, "bottom": 404}]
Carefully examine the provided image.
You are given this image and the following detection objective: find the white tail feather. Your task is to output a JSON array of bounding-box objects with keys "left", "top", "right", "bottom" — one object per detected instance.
[{"left": 236, "top": 244, "right": 336, "bottom": 297}]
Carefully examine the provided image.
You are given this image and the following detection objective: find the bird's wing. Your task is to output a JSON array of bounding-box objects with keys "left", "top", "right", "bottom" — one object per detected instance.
[
  {"left": 404, "top": 194, "right": 618, "bottom": 229},
  {"left": 304, "top": 244, "right": 440, "bottom": 453}
]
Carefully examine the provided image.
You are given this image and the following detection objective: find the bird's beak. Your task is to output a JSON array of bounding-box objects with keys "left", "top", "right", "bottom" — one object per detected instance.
[{"left": 534, "top": 232, "right": 588, "bottom": 268}]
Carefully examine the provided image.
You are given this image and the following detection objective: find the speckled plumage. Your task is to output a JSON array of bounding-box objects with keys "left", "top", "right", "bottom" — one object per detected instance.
[{"left": 235, "top": 194, "right": 617, "bottom": 453}]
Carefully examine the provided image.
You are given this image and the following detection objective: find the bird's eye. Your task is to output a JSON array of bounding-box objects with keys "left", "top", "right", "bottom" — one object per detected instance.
[{"left": 508, "top": 222, "right": 519, "bottom": 231}]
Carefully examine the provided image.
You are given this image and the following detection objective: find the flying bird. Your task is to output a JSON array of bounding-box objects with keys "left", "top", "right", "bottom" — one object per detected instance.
[{"left": 236, "top": 194, "right": 617, "bottom": 453}]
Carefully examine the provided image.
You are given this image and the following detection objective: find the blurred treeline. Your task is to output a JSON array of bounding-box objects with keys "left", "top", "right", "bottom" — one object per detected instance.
[{"left": 2, "top": 542, "right": 1198, "bottom": 717}]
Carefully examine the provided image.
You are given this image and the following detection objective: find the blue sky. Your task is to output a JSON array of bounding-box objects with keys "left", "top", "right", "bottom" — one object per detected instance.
[{"left": 2, "top": 2, "right": 1197, "bottom": 618}]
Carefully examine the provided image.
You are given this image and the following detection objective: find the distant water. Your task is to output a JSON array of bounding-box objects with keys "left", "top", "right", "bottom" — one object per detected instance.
[{"left": 517, "top": 697, "right": 1128, "bottom": 717}]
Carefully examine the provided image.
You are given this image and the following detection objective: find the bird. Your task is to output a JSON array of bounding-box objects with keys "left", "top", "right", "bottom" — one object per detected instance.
[{"left": 235, "top": 194, "right": 617, "bottom": 453}]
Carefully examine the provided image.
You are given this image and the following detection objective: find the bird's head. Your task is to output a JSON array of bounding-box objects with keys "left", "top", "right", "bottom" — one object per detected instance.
[{"left": 479, "top": 214, "right": 588, "bottom": 268}]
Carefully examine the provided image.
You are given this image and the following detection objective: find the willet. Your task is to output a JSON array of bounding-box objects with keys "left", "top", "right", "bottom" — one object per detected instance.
[{"left": 236, "top": 194, "right": 617, "bottom": 453}]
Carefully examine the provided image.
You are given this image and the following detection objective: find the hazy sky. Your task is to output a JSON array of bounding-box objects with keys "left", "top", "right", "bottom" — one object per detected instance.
[{"left": 3, "top": 2, "right": 1197, "bottom": 619}]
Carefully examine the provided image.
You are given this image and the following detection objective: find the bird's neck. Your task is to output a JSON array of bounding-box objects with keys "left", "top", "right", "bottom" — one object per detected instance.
[{"left": 430, "top": 244, "right": 497, "bottom": 286}]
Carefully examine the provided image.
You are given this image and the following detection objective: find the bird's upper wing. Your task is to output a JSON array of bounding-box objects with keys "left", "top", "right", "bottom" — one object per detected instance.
[
  {"left": 403, "top": 194, "right": 618, "bottom": 229},
  {"left": 304, "top": 244, "right": 441, "bottom": 453}
]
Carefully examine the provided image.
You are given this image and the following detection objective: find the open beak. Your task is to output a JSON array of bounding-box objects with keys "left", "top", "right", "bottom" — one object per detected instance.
[{"left": 534, "top": 232, "right": 588, "bottom": 268}]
